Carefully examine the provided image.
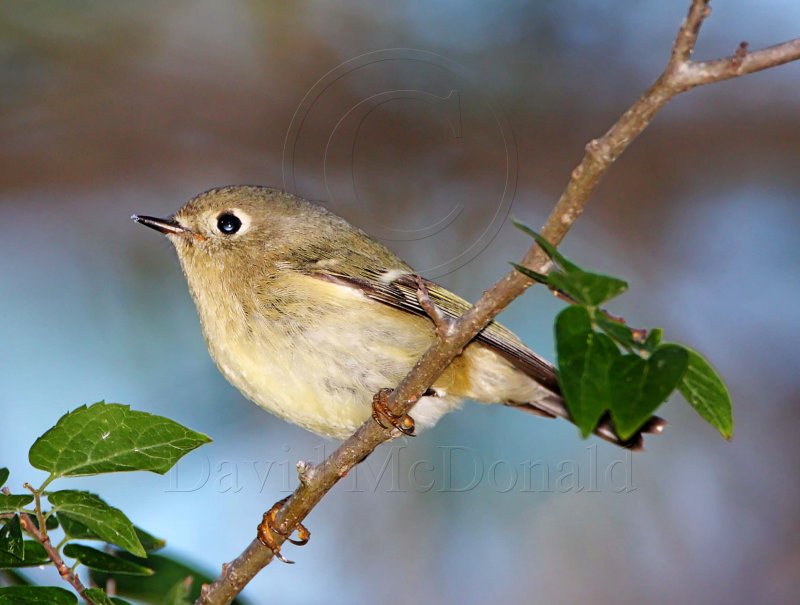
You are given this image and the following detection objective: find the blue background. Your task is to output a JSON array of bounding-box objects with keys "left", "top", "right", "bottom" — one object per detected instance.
[{"left": 1, "top": 2, "right": 799, "bottom": 603}]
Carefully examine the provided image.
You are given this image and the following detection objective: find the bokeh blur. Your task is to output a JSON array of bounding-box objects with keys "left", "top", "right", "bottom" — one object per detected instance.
[{"left": 2, "top": 1, "right": 799, "bottom": 603}]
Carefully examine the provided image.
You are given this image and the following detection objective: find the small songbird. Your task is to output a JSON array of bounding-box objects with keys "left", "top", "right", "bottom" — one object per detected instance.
[{"left": 133, "top": 185, "right": 663, "bottom": 449}]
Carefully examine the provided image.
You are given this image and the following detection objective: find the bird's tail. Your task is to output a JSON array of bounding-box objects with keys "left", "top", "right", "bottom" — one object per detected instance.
[{"left": 508, "top": 395, "right": 666, "bottom": 451}]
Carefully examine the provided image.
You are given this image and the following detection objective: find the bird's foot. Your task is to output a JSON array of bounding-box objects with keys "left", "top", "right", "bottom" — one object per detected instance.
[
  {"left": 256, "top": 496, "right": 310, "bottom": 564},
  {"left": 414, "top": 274, "right": 456, "bottom": 339},
  {"left": 371, "top": 388, "right": 416, "bottom": 436}
]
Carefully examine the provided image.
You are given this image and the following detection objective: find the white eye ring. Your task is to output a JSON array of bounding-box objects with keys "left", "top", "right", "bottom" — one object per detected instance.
[{"left": 208, "top": 208, "right": 251, "bottom": 236}]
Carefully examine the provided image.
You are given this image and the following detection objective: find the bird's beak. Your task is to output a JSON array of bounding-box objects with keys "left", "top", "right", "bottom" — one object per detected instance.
[{"left": 131, "top": 214, "right": 193, "bottom": 237}]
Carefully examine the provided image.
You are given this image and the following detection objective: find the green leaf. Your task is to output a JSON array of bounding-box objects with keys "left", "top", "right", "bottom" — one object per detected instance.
[
  {"left": 512, "top": 221, "right": 628, "bottom": 307},
  {"left": 555, "top": 306, "right": 620, "bottom": 436},
  {"left": 509, "top": 263, "right": 549, "bottom": 285},
  {"left": 0, "top": 495, "right": 33, "bottom": 514},
  {"left": 610, "top": 344, "right": 689, "bottom": 440},
  {"left": 0, "top": 541, "right": 50, "bottom": 569},
  {"left": 0, "top": 586, "right": 77, "bottom": 604},
  {"left": 132, "top": 527, "right": 166, "bottom": 553},
  {"left": 594, "top": 313, "right": 638, "bottom": 348},
  {"left": 89, "top": 553, "right": 248, "bottom": 605},
  {"left": 82, "top": 590, "right": 134, "bottom": 605},
  {"left": 83, "top": 589, "right": 113, "bottom": 605},
  {"left": 512, "top": 221, "right": 581, "bottom": 272},
  {"left": 57, "top": 514, "right": 165, "bottom": 553},
  {"left": 677, "top": 346, "right": 734, "bottom": 439},
  {"left": 548, "top": 270, "right": 628, "bottom": 308},
  {"left": 29, "top": 402, "right": 211, "bottom": 478},
  {"left": 0, "top": 468, "right": 8, "bottom": 488},
  {"left": 57, "top": 513, "right": 99, "bottom": 541},
  {"left": 164, "top": 578, "right": 193, "bottom": 605},
  {"left": 0, "top": 515, "right": 23, "bottom": 560},
  {"left": 84, "top": 589, "right": 135, "bottom": 605},
  {"left": 47, "top": 491, "right": 144, "bottom": 557},
  {"left": 643, "top": 328, "right": 663, "bottom": 352},
  {"left": 63, "top": 544, "right": 153, "bottom": 576}
]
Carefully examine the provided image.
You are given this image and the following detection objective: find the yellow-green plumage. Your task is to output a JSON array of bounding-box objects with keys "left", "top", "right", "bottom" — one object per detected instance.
[{"left": 136, "top": 185, "right": 663, "bottom": 448}]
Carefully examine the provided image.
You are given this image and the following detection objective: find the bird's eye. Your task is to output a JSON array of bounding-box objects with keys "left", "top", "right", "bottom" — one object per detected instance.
[{"left": 217, "top": 213, "right": 241, "bottom": 235}]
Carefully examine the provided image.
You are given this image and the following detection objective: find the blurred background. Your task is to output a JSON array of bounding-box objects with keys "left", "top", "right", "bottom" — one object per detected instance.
[{"left": 1, "top": 1, "right": 799, "bottom": 603}]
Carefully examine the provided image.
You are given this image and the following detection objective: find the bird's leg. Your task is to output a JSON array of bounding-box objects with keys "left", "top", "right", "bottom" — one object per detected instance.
[
  {"left": 256, "top": 496, "right": 310, "bottom": 564},
  {"left": 371, "top": 388, "right": 416, "bottom": 436},
  {"left": 414, "top": 275, "right": 456, "bottom": 339}
]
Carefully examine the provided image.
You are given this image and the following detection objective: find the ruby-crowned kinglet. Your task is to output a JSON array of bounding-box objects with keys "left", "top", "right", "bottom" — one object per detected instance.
[{"left": 133, "top": 186, "right": 663, "bottom": 448}]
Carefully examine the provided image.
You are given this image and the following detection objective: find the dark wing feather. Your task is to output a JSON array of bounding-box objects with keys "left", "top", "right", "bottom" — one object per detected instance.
[
  {"left": 293, "top": 234, "right": 669, "bottom": 450},
  {"left": 306, "top": 266, "right": 560, "bottom": 394},
  {"left": 277, "top": 198, "right": 662, "bottom": 450}
]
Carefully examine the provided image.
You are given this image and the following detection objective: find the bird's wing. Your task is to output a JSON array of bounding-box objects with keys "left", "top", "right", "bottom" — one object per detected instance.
[{"left": 297, "top": 249, "right": 560, "bottom": 393}]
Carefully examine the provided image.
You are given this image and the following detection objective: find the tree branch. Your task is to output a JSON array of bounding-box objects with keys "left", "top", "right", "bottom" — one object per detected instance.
[
  {"left": 677, "top": 38, "right": 800, "bottom": 88},
  {"left": 196, "top": 2, "right": 799, "bottom": 603},
  {"left": 18, "top": 514, "right": 89, "bottom": 600},
  {"left": 670, "top": 0, "right": 710, "bottom": 65},
  {"left": 9, "top": 485, "right": 91, "bottom": 603}
]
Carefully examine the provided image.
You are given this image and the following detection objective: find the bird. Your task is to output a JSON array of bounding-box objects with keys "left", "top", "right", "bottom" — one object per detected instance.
[{"left": 133, "top": 185, "right": 664, "bottom": 451}]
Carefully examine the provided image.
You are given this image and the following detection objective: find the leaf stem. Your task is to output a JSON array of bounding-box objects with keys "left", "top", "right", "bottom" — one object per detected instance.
[{"left": 38, "top": 474, "right": 56, "bottom": 494}]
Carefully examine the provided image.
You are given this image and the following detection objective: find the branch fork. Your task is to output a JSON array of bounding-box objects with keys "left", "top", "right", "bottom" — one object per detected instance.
[
  {"left": 5, "top": 483, "right": 92, "bottom": 602},
  {"left": 196, "top": 2, "right": 800, "bottom": 602}
]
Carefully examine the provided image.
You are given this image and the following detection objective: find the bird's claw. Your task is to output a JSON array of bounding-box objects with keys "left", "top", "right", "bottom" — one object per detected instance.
[
  {"left": 256, "top": 496, "right": 310, "bottom": 564},
  {"left": 371, "top": 388, "right": 415, "bottom": 436}
]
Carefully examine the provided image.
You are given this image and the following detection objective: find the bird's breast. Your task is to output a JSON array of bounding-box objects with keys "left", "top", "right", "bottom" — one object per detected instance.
[{"left": 193, "top": 271, "right": 437, "bottom": 437}]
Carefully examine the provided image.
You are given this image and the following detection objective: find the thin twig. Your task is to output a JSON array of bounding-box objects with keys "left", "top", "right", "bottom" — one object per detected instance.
[
  {"left": 17, "top": 484, "right": 90, "bottom": 603},
  {"left": 677, "top": 38, "right": 800, "bottom": 88},
  {"left": 670, "top": 0, "right": 710, "bottom": 66},
  {"left": 196, "top": 2, "right": 800, "bottom": 603}
]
